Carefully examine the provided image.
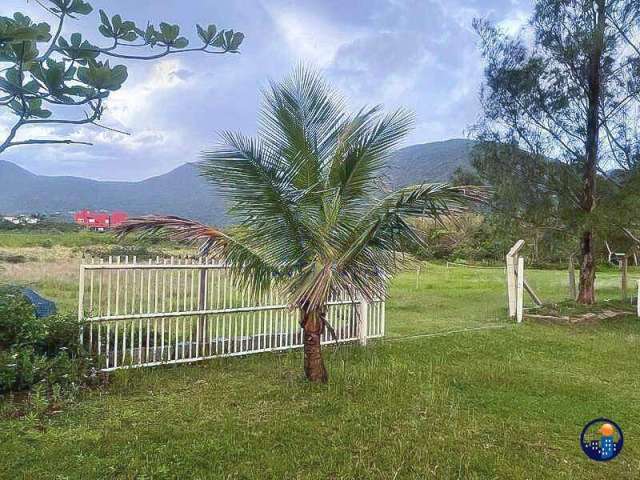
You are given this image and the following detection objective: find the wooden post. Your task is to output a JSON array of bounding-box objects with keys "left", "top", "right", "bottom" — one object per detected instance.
[
  {"left": 78, "top": 264, "right": 85, "bottom": 346},
  {"left": 637, "top": 280, "right": 640, "bottom": 318},
  {"left": 506, "top": 254, "right": 516, "bottom": 317},
  {"left": 568, "top": 255, "right": 577, "bottom": 301},
  {"left": 621, "top": 255, "right": 628, "bottom": 302},
  {"left": 506, "top": 240, "right": 525, "bottom": 318},
  {"left": 358, "top": 299, "right": 368, "bottom": 346},
  {"left": 516, "top": 257, "right": 524, "bottom": 323}
]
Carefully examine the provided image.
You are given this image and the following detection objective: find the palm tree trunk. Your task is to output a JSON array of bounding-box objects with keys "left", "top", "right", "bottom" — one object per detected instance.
[{"left": 302, "top": 309, "right": 328, "bottom": 383}]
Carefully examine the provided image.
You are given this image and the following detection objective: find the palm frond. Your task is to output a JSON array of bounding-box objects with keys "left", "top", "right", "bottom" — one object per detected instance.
[
  {"left": 199, "top": 132, "right": 313, "bottom": 262},
  {"left": 115, "top": 216, "right": 227, "bottom": 256},
  {"left": 259, "top": 66, "right": 346, "bottom": 190},
  {"left": 116, "top": 216, "right": 283, "bottom": 294},
  {"left": 337, "top": 184, "right": 488, "bottom": 271},
  {"left": 329, "top": 107, "right": 414, "bottom": 205}
]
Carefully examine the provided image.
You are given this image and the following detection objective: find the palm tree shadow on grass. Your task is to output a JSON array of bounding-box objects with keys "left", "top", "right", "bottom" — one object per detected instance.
[{"left": 116, "top": 67, "right": 486, "bottom": 383}]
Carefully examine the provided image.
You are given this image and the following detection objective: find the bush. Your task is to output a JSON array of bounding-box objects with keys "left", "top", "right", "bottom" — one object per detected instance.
[
  {"left": 0, "top": 287, "right": 45, "bottom": 348},
  {"left": 0, "top": 289, "right": 92, "bottom": 394},
  {"left": 81, "top": 243, "right": 168, "bottom": 262},
  {"left": 0, "top": 253, "right": 30, "bottom": 264},
  {"left": 37, "top": 313, "right": 81, "bottom": 356}
]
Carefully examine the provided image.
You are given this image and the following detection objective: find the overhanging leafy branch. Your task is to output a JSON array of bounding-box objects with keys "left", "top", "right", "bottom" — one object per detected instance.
[{"left": 0, "top": 0, "right": 244, "bottom": 154}]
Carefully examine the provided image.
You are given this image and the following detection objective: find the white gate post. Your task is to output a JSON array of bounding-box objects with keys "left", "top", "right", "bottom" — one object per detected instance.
[
  {"left": 506, "top": 254, "right": 516, "bottom": 317},
  {"left": 358, "top": 299, "right": 368, "bottom": 346},
  {"left": 506, "top": 240, "right": 525, "bottom": 318},
  {"left": 516, "top": 257, "right": 524, "bottom": 323},
  {"left": 637, "top": 280, "right": 640, "bottom": 318}
]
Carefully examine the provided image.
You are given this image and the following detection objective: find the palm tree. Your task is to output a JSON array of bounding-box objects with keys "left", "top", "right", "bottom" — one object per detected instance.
[{"left": 117, "top": 68, "right": 485, "bottom": 383}]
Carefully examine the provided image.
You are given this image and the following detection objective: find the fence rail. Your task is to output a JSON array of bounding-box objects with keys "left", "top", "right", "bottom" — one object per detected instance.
[{"left": 79, "top": 256, "right": 385, "bottom": 371}]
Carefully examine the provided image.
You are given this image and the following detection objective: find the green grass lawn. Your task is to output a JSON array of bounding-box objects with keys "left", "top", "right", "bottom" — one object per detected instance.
[
  {"left": 1, "top": 258, "right": 639, "bottom": 478},
  {"left": 0, "top": 230, "right": 118, "bottom": 249}
]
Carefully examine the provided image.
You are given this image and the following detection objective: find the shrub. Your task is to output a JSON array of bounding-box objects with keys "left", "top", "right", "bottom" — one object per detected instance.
[
  {"left": 0, "top": 289, "right": 92, "bottom": 395},
  {"left": 81, "top": 244, "right": 168, "bottom": 262},
  {"left": 37, "top": 313, "right": 81, "bottom": 356},
  {"left": 0, "top": 287, "right": 45, "bottom": 348},
  {"left": 0, "top": 253, "right": 30, "bottom": 264}
]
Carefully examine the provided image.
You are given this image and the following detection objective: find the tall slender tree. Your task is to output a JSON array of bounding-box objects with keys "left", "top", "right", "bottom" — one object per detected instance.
[
  {"left": 473, "top": 0, "right": 640, "bottom": 304},
  {"left": 117, "top": 68, "right": 484, "bottom": 383}
]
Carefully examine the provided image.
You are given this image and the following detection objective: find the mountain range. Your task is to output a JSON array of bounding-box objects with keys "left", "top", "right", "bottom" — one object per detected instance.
[{"left": 0, "top": 138, "right": 476, "bottom": 224}]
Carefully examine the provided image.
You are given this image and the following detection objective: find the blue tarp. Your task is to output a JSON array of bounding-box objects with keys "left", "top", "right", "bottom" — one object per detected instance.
[{"left": 21, "top": 288, "right": 57, "bottom": 318}]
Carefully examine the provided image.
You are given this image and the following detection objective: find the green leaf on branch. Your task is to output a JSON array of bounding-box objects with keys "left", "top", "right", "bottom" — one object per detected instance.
[
  {"left": 99, "top": 10, "right": 110, "bottom": 27},
  {"left": 77, "top": 60, "right": 128, "bottom": 91},
  {"left": 229, "top": 32, "right": 244, "bottom": 51},
  {"left": 173, "top": 37, "right": 189, "bottom": 49},
  {"left": 50, "top": 0, "right": 92, "bottom": 16},
  {"left": 97, "top": 11, "right": 139, "bottom": 42},
  {"left": 98, "top": 9, "right": 113, "bottom": 38},
  {"left": 8, "top": 41, "right": 40, "bottom": 65},
  {"left": 159, "top": 23, "right": 180, "bottom": 43},
  {"left": 57, "top": 33, "right": 99, "bottom": 64},
  {"left": 196, "top": 24, "right": 217, "bottom": 45},
  {"left": 63, "top": 84, "right": 99, "bottom": 98},
  {"left": 27, "top": 98, "right": 52, "bottom": 118},
  {"left": 51, "top": 0, "right": 93, "bottom": 16},
  {"left": 0, "top": 14, "right": 51, "bottom": 44},
  {"left": 138, "top": 24, "right": 159, "bottom": 46},
  {"left": 68, "top": 0, "right": 93, "bottom": 16},
  {"left": 29, "top": 59, "right": 66, "bottom": 97},
  {"left": 5, "top": 67, "right": 23, "bottom": 88},
  {"left": 8, "top": 99, "right": 23, "bottom": 115},
  {"left": 23, "top": 80, "right": 40, "bottom": 94},
  {"left": 112, "top": 14, "right": 123, "bottom": 31}
]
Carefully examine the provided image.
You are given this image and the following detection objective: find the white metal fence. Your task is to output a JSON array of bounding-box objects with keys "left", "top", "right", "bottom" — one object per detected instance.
[{"left": 78, "top": 256, "right": 385, "bottom": 371}]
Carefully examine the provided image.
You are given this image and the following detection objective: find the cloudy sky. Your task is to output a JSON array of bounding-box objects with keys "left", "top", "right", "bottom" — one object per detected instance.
[{"left": 1, "top": 0, "right": 532, "bottom": 181}]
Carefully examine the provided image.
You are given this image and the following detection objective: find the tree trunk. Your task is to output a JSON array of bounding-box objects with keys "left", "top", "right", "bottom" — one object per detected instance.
[
  {"left": 577, "top": 0, "right": 605, "bottom": 305},
  {"left": 577, "top": 230, "right": 596, "bottom": 304},
  {"left": 302, "top": 309, "right": 328, "bottom": 383}
]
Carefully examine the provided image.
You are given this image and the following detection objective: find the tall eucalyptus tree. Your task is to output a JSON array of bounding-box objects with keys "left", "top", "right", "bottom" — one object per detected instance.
[{"left": 474, "top": 0, "right": 640, "bottom": 303}]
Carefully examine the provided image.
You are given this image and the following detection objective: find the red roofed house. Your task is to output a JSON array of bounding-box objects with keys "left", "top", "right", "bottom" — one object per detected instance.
[{"left": 74, "top": 210, "right": 128, "bottom": 231}]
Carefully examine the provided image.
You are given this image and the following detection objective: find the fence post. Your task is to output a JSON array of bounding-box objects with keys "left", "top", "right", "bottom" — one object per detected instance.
[
  {"left": 78, "top": 264, "right": 85, "bottom": 346},
  {"left": 506, "top": 254, "right": 516, "bottom": 318},
  {"left": 358, "top": 299, "right": 368, "bottom": 346},
  {"left": 621, "top": 255, "right": 628, "bottom": 302},
  {"left": 506, "top": 240, "right": 525, "bottom": 318},
  {"left": 637, "top": 280, "right": 640, "bottom": 318},
  {"left": 568, "top": 255, "right": 577, "bottom": 300},
  {"left": 516, "top": 257, "right": 524, "bottom": 323}
]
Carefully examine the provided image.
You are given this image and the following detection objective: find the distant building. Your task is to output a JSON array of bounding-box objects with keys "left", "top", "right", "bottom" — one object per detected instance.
[
  {"left": 74, "top": 210, "right": 128, "bottom": 231},
  {"left": 2, "top": 214, "right": 41, "bottom": 225}
]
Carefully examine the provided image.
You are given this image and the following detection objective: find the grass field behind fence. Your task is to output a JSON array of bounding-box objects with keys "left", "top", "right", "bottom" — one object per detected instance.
[{"left": 1, "top": 234, "right": 639, "bottom": 478}]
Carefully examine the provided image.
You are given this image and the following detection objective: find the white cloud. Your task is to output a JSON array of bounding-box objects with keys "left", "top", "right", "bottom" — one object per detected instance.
[
  {"left": 105, "top": 58, "right": 193, "bottom": 127},
  {"left": 497, "top": 9, "right": 529, "bottom": 36},
  {"left": 267, "top": 7, "right": 362, "bottom": 67},
  {"left": 68, "top": 128, "right": 171, "bottom": 151}
]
